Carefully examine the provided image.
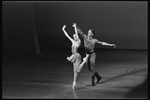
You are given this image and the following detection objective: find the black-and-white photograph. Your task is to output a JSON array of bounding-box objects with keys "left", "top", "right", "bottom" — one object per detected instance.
[{"left": 2, "top": 1, "right": 148, "bottom": 99}]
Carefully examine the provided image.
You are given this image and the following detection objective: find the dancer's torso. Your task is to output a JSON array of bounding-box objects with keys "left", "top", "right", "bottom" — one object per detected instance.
[
  {"left": 84, "top": 37, "right": 96, "bottom": 54},
  {"left": 71, "top": 41, "right": 81, "bottom": 54}
]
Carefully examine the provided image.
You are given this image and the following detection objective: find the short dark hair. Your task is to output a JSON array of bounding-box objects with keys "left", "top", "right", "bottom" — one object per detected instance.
[{"left": 89, "top": 29, "right": 95, "bottom": 36}]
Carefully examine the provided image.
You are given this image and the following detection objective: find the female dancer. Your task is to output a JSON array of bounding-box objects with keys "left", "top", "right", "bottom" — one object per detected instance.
[{"left": 62, "top": 23, "right": 89, "bottom": 90}]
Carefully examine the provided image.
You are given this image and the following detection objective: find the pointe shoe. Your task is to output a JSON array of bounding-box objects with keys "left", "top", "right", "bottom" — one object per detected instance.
[
  {"left": 83, "top": 54, "right": 89, "bottom": 62},
  {"left": 72, "top": 82, "right": 76, "bottom": 90},
  {"left": 83, "top": 57, "right": 86, "bottom": 62}
]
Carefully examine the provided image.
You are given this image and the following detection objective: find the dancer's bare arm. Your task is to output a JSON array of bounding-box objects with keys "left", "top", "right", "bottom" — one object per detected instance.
[
  {"left": 96, "top": 39, "right": 116, "bottom": 48},
  {"left": 72, "top": 23, "right": 80, "bottom": 41},
  {"left": 62, "top": 25, "right": 74, "bottom": 43},
  {"left": 76, "top": 24, "right": 86, "bottom": 39}
]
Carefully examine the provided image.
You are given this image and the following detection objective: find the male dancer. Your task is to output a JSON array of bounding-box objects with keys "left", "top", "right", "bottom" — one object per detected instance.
[{"left": 76, "top": 24, "right": 116, "bottom": 86}]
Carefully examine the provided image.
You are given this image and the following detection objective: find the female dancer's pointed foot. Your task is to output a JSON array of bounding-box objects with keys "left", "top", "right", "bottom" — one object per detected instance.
[
  {"left": 83, "top": 54, "right": 89, "bottom": 62},
  {"left": 72, "top": 82, "right": 76, "bottom": 90}
]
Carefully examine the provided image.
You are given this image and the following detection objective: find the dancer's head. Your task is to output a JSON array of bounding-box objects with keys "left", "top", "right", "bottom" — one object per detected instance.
[
  {"left": 88, "top": 29, "right": 95, "bottom": 38},
  {"left": 73, "top": 34, "right": 78, "bottom": 41}
]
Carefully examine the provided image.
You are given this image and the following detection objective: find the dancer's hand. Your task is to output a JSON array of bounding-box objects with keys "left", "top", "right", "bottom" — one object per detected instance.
[
  {"left": 72, "top": 23, "right": 76, "bottom": 27},
  {"left": 62, "top": 25, "right": 66, "bottom": 30},
  {"left": 111, "top": 44, "right": 116, "bottom": 48}
]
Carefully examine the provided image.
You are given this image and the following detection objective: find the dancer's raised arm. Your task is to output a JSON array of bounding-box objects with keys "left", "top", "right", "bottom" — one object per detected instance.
[
  {"left": 96, "top": 39, "right": 116, "bottom": 48},
  {"left": 72, "top": 23, "right": 78, "bottom": 38},
  {"left": 76, "top": 24, "right": 86, "bottom": 39},
  {"left": 62, "top": 25, "right": 74, "bottom": 43},
  {"left": 72, "top": 23, "right": 80, "bottom": 41}
]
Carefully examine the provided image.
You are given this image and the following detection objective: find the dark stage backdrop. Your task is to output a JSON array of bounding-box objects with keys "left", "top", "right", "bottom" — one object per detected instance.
[{"left": 2, "top": 1, "right": 147, "bottom": 54}]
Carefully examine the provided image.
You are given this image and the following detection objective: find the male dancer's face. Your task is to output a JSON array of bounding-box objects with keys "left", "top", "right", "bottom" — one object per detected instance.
[{"left": 87, "top": 30, "right": 93, "bottom": 39}]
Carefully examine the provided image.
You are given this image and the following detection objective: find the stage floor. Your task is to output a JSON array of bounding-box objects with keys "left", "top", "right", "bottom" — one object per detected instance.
[{"left": 2, "top": 49, "right": 148, "bottom": 99}]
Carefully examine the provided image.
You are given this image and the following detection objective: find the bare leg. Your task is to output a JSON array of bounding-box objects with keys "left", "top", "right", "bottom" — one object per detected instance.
[
  {"left": 88, "top": 53, "right": 96, "bottom": 86},
  {"left": 73, "top": 71, "right": 78, "bottom": 90},
  {"left": 77, "top": 54, "right": 89, "bottom": 72},
  {"left": 72, "top": 56, "right": 81, "bottom": 90},
  {"left": 90, "top": 53, "right": 102, "bottom": 84},
  {"left": 90, "top": 53, "right": 96, "bottom": 75}
]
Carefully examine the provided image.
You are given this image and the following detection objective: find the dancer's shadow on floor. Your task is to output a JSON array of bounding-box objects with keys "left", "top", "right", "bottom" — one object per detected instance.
[
  {"left": 76, "top": 84, "right": 92, "bottom": 90},
  {"left": 77, "top": 68, "right": 147, "bottom": 90},
  {"left": 98, "top": 68, "right": 147, "bottom": 85}
]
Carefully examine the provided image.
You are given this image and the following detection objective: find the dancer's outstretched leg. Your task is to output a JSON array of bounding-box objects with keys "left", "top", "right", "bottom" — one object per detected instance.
[{"left": 77, "top": 54, "right": 89, "bottom": 72}]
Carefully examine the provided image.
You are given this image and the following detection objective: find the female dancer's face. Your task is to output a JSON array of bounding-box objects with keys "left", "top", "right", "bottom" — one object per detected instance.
[{"left": 73, "top": 34, "right": 77, "bottom": 41}]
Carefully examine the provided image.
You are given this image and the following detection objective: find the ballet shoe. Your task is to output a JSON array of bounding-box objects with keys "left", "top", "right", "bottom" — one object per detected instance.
[
  {"left": 83, "top": 54, "right": 89, "bottom": 62},
  {"left": 94, "top": 72, "right": 102, "bottom": 83},
  {"left": 83, "top": 57, "right": 86, "bottom": 62}
]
